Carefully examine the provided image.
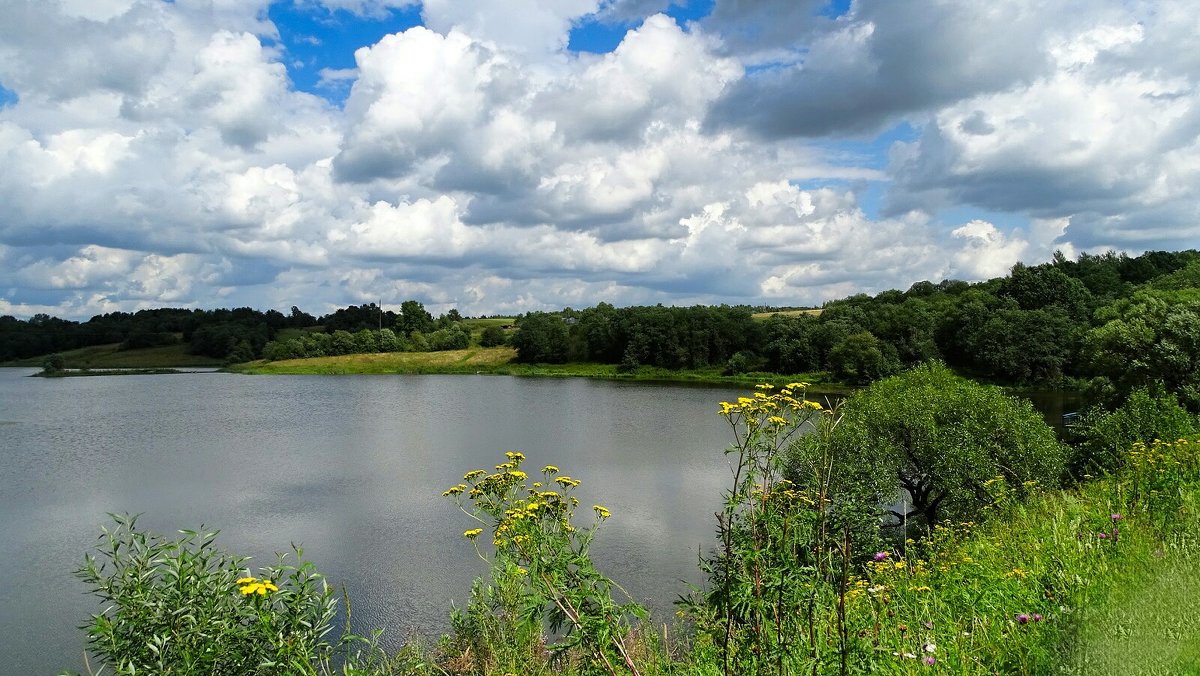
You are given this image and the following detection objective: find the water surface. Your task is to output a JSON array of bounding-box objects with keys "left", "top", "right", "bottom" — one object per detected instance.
[{"left": 0, "top": 369, "right": 745, "bottom": 673}]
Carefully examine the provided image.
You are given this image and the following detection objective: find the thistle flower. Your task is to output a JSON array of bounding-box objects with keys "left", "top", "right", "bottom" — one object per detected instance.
[{"left": 1016, "top": 613, "right": 1030, "bottom": 624}]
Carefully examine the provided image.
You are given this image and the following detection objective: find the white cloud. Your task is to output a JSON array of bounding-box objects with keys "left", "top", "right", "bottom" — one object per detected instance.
[
  {"left": 0, "top": 0, "right": 1195, "bottom": 319},
  {"left": 888, "top": 2, "right": 1200, "bottom": 252},
  {"left": 420, "top": 0, "right": 599, "bottom": 57},
  {"left": 950, "top": 220, "right": 1028, "bottom": 279}
]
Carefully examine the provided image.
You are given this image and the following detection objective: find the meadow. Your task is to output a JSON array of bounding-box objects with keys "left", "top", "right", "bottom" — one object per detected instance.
[{"left": 3, "top": 341, "right": 222, "bottom": 369}]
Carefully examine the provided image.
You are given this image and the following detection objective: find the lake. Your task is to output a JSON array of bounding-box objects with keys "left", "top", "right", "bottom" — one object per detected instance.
[{"left": 0, "top": 369, "right": 751, "bottom": 674}]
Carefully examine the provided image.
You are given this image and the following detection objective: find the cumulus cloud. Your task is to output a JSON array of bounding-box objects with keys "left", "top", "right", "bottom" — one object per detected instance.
[
  {"left": 887, "top": 0, "right": 1200, "bottom": 252},
  {"left": 0, "top": 0, "right": 1195, "bottom": 319},
  {"left": 420, "top": 0, "right": 599, "bottom": 56},
  {"left": 706, "top": 0, "right": 1067, "bottom": 137}
]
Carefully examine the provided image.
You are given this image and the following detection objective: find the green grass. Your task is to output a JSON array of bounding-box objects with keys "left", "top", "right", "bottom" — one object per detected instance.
[
  {"left": 230, "top": 348, "right": 844, "bottom": 391},
  {"left": 752, "top": 308, "right": 824, "bottom": 320},
  {"left": 2, "top": 343, "right": 223, "bottom": 369},
  {"left": 461, "top": 317, "right": 517, "bottom": 330},
  {"left": 229, "top": 347, "right": 520, "bottom": 375}
]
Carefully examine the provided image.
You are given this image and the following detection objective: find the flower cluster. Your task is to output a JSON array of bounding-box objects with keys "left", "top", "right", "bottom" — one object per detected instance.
[
  {"left": 235, "top": 576, "right": 278, "bottom": 596},
  {"left": 445, "top": 454, "right": 643, "bottom": 674},
  {"left": 718, "top": 383, "right": 825, "bottom": 422}
]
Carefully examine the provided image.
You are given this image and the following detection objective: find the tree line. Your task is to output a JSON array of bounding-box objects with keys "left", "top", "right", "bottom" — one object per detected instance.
[
  {"left": 5, "top": 248, "right": 1198, "bottom": 412},
  {"left": 510, "top": 249, "right": 1200, "bottom": 410}
]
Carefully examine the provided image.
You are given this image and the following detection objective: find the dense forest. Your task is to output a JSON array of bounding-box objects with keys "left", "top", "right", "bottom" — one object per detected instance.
[
  {"left": 5, "top": 248, "right": 1199, "bottom": 409},
  {"left": 512, "top": 249, "right": 1200, "bottom": 410}
]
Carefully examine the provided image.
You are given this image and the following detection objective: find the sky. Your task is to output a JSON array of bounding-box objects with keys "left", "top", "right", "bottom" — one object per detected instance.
[{"left": 0, "top": 0, "right": 1197, "bottom": 320}]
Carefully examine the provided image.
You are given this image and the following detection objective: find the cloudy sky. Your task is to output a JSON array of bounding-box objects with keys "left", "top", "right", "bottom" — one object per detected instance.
[{"left": 0, "top": 0, "right": 1196, "bottom": 319}]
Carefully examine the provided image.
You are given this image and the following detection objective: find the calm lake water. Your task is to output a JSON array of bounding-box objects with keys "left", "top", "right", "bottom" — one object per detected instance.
[{"left": 0, "top": 369, "right": 750, "bottom": 674}]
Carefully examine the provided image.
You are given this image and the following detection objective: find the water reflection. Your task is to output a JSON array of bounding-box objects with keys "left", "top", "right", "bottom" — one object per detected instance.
[{"left": 0, "top": 370, "right": 745, "bottom": 674}]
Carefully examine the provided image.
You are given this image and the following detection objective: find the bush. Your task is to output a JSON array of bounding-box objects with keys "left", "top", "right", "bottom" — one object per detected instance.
[
  {"left": 428, "top": 324, "right": 470, "bottom": 351},
  {"left": 815, "top": 362, "right": 1066, "bottom": 529},
  {"left": 479, "top": 325, "right": 507, "bottom": 347},
  {"left": 41, "top": 353, "right": 65, "bottom": 374},
  {"left": 1074, "top": 386, "right": 1199, "bottom": 476},
  {"left": 72, "top": 514, "right": 375, "bottom": 675}
]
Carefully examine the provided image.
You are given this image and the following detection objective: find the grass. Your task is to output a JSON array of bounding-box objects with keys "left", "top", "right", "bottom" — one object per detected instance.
[
  {"left": 752, "top": 308, "right": 824, "bottom": 320},
  {"left": 2, "top": 342, "right": 222, "bottom": 369},
  {"left": 230, "top": 347, "right": 519, "bottom": 375},
  {"left": 230, "top": 348, "right": 846, "bottom": 392}
]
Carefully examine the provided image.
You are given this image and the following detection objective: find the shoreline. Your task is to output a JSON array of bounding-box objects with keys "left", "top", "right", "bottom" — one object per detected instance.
[{"left": 225, "top": 348, "right": 852, "bottom": 395}]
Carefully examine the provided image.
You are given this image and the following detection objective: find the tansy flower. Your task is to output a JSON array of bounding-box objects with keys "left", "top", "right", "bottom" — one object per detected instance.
[
  {"left": 593, "top": 505, "right": 611, "bottom": 519},
  {"left": 237, "top": 578, "right": 278, "bottom": 596},
  {"left": 464, "top": 528, "right": 484, "bottom": 539}
]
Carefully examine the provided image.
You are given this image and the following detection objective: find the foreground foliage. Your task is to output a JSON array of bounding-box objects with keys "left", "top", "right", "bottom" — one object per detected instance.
[
  {"left": 67, "top": 378, "right": 1200, "bottom": 675},
  {"left": 69, "top": 514, "right": 394, "bottom": 675}
]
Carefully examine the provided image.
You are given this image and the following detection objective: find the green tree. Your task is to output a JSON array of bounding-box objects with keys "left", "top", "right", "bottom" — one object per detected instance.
[
  {"left": 1084, "top": 289, "right": 1200, "bottom": 410},
  {"left": 512, "top": 312, "right": 570, "bottom": 363},
  {"left": 428, "top": 324, "right": 470, "bottom": 351},
  {"left": 479, "top": 325, "right": 507, "bottom": 347},
  {"left": 376, "top": 328, "right": 402, "bottom": 352},
  {"left": 352, "top": 328, "right": 379, "bottom": 353},
  {"left": 827, "top": 331, "right": 897, "bottom": 385},
  {"left": 815, "top": 362, "right": 1065, "bottom": 528},
  {"left": 397, "top": 300, "right": 434, "bottom": 336},
  {"left": 41, "top": 353, "right": 65, "bottom": 374}
]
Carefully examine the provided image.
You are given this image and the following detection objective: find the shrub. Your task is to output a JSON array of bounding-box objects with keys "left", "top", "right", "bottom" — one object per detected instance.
[
  {"left": 72, "top": 514, "right": 374, "bottom": 675},
  {"left": 479, "top": 325, "right": 507, "bottom": 347},
  {"left": 1074, "top": 386, "right": 1199, "bottom": 476},
  {"left": 818, "top": 362, "right": 1066, "bottom": 529},
  {"left": 41, "top": 353, "right": 65, "bottom": 374}
]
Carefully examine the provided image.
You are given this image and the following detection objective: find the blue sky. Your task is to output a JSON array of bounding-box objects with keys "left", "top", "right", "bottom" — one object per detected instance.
[{"left": 0, "top": 0, "right": 1194, "bottom": 319}]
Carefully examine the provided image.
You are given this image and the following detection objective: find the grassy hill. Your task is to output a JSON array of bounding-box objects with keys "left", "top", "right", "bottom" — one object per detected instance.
[
  {"left": 751, "top": 308, "right": 824, "bottom": 320},
  {"left": 1, "top": 342, "right": 223, "bottom": 369}
]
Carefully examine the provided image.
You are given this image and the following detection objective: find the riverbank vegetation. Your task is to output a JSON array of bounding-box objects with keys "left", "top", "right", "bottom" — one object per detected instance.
[
  {"left": 66, "top": 366, "right": 1200, "bottom": 674},
  {"left": 7, "top": 249, "right": 1199, "bottom": 410}
]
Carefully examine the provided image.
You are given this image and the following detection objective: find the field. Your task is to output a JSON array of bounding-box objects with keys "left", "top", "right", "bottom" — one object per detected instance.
[
  {"left": 752, "top": 308, "right": 824, "bottom": 320},
  {"left": 231, "top": 346, "right": 519, "bottom": 375},
  {"left": 231, "top": 347, "right": 844, "bottom": 393},
  {"left": 2, "top": 342, "right": 223, "bottom": 369}
]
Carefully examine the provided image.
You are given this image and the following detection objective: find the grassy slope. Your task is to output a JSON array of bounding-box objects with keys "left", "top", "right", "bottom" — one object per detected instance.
[
  {"left": 2, "top": 343, "right": 223, "bottom": 368},
  {"left": 751, "top": 308, "right": 824, "bottom": 319},
  {"left": 231, "top": 347, "right": 519, "bottom": 375},
  {"left": 229, "top": 347, "right": 843, "bottom": 392}
]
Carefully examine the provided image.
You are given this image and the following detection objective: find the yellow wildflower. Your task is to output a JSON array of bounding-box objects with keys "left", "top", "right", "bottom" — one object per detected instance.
[
  {"left": 237, "top": 578, "right": 278, "bottom": 596},
  {"left": 541, "top": 465, "right": 559, "bottom": 474},
  {"left": 593, "top": 505, "right": 611, "bottom": 519},
  {"left": 464, "top": 528, "right": 484, "bottom": 539}
]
